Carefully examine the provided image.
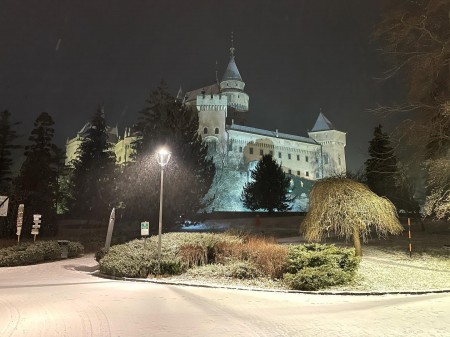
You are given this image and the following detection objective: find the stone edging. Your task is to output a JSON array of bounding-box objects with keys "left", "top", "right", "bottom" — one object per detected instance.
[{"left": 93, "top": 271, "right": 450, "bottom": 296}]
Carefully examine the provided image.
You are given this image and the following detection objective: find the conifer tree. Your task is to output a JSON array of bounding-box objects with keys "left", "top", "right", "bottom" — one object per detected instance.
[
  {"left": 241, "top": 154, "right": 295, "bottom": 213},
  {"left": 365, "top": 125, "right": 398, "bottom": 201},
  {"left": 0, "top": 110, "right": 21, "bottom": 194},
  {"left": 14, "top": 112, "right": 60, "bottom": 236},
  {"left": 69, "top": 106, "right": 116, "bottom": 220},
  {"left": 121, "top": 83, "right": 215, "bottom": 225}
]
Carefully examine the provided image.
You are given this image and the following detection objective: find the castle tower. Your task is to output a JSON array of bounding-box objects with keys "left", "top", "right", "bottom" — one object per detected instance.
[
  {"left": 219, "top": 33, "right": 249, "bottom": 125},
  {"left": 308, "top": 112, "right": 347, "bottom": 177}
]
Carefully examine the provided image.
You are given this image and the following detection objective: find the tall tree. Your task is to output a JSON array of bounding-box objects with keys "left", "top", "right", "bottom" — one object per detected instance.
[
  {"left": 241, "top": 154, "right": 295, "bottom": 213},
  {"left": 69, "top": 106, "right": 117, "bottom": 220},
  {"left": 365, "top": 125, "right": 398, "bottom": 200},
  {"left": 0, "top": 110, "right": 21, "bottom": 194},
  {"left": 121, "top": 83, "right": 215, "bottom": 226},
  {"left": 14, "top": 112, "right": 60, "bottom": 236},
  {"left": 375, "top": 0, "right": 450, "bottom": 219}
]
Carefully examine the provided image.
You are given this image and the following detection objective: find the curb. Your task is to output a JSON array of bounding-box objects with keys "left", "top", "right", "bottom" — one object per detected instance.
[{"left": 93, "top": 271, "right": 450, "bottom": 296}]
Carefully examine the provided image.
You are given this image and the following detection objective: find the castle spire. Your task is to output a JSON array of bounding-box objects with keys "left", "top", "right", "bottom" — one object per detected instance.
[{"left": 230, "top": 31, "right": 235, "bottom": 57}]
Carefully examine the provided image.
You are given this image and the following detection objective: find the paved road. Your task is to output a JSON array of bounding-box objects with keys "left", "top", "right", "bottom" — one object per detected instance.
[{"left": 0, "top": 255, "right": 449, "bottom": 337}]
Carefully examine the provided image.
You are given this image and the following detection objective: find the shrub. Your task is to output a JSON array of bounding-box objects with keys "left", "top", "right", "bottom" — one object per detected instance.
[
  {"left": 284, "top": 265, "right": 353, "bottom": 291},
  {"left": 282, "top": 243, "right": 360, "bottom": 290},
  {"left": 35, "top": 241, "right": 62, "bottom": 260},
  {"left": 0, "top": 241, "right": 83, "bottom": 267},
  {"left": 95, "top": 248, "right": 107, "bottom": 262},
  {"left": 99, "top": 233, "right": 242, "bottom": 278},
  {"left": 67, "top": 242, "right": 84, "bottom": 258},
  {"left": 227, "top": 261, "right": 261, "bottom": 279},
  {"left": 215, "top": 236, "right": 288, "bottom": 279}
]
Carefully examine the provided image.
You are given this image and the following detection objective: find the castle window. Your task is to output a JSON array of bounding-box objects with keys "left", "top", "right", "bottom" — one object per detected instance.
[
  {"left": 305, "top": 156, "right": 309, "bottom": 162},
  {"left": 288, "top": 169, "right": 292, "bottom": 175},
  {"left": 316, "top": 172, "right": 320, "bottom": 179},
  {"left": 338, "top": 156, "right": 341, "bottom": 165},
  {"left": 297, "top": 170, "right": 300, "bottom": 176},
  {"left": 259, "top": 149, "right": 263, "bottom": 156},
  {"left": 269, "top": 150, "right": 273, "bottom": 156},
  {"left": 288, "top": 153, "right": 291, "bottom": 160},
  {"left": 306, "top": 171, "right": 309, "bottom": 177},
  {"left": 250, "top": 147, "right": 254, "bottom": 155},
  {"left": 203, "top": 127, "right": 208, "bottom": 134},
  {"left": 215, "top": 128, "right": 219, "bottom": 134},
  {"left": 297, "top": 154, "right": 300, "bottom": 161},
  {"left": 239, "top": 146, "right": 243, "bottom": 153},
  {"left": 324, "top": 154, "right": 329, "bottom": 164},
  {"left": 278, "top": 152, "right": 282, "bottom": 159}
]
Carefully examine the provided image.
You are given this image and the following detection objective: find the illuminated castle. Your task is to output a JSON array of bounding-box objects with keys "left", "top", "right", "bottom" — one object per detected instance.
[{"left": 66, "top": 41, "right": 346, "bottom": 211}]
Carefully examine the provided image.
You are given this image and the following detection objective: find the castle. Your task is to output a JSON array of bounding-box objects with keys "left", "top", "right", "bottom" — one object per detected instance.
[{"left": 66, "top": 42, "right": 346, "bottom": 211}]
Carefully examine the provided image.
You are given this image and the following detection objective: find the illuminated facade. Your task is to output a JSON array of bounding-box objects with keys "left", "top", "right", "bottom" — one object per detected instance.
[{"left": 65, "top": 43, "right": 346, "bottom": 211}]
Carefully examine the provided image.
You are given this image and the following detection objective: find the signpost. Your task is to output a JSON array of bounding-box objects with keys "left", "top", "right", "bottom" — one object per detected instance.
[
  {"left": 32, "top": 214, "right": 41, "bottom": 242},
  {"left": 16, "top": 204, "right": 24, "bottom": 244},
  {"left": 141, "top": 221, "right": 149, "bottom": 236},
  {"left": 0, "top": 196, "right": 9, "bottom": 216},
  {"left": 105, "top": 208, "right": 116, "bottom": 252}
]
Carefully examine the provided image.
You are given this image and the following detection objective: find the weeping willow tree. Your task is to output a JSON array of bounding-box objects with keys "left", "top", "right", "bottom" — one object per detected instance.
[{"left": 301, "top": 177, "right": 403, "bottom": 257}]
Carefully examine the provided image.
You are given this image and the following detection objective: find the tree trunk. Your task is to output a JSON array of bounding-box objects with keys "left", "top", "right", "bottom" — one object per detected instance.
[{"left": 353, "top": 227, "right": 362, "bottom": 257}]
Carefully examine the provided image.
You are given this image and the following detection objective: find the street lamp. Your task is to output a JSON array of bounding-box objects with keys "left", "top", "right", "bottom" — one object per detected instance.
[{"left": 156, "top": 147, "right": 171, "bottom": 260}]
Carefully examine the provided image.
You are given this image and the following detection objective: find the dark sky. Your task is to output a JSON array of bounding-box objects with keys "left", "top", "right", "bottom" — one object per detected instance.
[{"left": 0, "top": 0, "right": 403, "bottom": 171}]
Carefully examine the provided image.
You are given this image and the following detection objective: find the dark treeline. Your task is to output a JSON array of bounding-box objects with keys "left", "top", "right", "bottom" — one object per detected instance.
[{"left": 0, "top": 83, "right": 215, "bottom": 238}]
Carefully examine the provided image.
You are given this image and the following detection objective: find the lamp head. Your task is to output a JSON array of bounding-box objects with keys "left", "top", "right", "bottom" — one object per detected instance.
[{"left": 156, "top": 148, "right": 171, "bottom": 167}]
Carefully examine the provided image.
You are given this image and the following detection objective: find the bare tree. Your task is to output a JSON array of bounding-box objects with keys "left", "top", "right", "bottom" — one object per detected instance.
[{"left": 301, "top": 177, "right": 403, "bottom": 257}]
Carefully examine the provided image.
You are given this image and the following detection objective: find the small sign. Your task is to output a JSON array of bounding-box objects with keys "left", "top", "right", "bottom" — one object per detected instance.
[
  {"left": 141, "top": 221, "right": 149, "bottom": 236},
  {"left": 16, "top": 204, "right": 24, "bottom": 228},
  {"left": 32, "top": 214, "right": 41, "bottom": 238},
  {"left": 0, "top": 196, "right": 9, "bottom": 216}
]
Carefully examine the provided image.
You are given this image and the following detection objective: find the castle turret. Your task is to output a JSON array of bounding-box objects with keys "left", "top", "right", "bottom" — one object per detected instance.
[
  {"left": 219, "top": 34, "right": 249, "bottom": 124},
  {"left": 308, "top": 112, "right": 346, "bottom": 177}
]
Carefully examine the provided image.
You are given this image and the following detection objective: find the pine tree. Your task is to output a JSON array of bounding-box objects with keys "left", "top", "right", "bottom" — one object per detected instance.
[
  {"left": 121, "top": 83, "right": 215, "bottom": 226},
  {"left": 14, "top": 112, "right": 60, "bottom": 236},
  {"left": 365, "top": 125, "right": 398, "bottom": 201},
  {"left": 241, "top": 154, "right": 295, "bottom": 213},
  {"left": 0, "top": 110, "right": 21, "bottom": 194},
  {"left": 69, "top": 106, "right": 117, "bottom": 220}
]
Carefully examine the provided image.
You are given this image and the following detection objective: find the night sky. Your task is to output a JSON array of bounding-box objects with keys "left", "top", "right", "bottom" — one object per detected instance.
[{"left": 0, "top": 0, "right": 404, "bottom": 171}]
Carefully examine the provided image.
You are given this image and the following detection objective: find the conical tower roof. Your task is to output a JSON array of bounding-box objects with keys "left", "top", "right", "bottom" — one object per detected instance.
[
  {"left": 222, "top": 56, "right": 243, "bottom": 82},
  {"left": 311, "top": 112, "right": 335, "bottom": 132}
]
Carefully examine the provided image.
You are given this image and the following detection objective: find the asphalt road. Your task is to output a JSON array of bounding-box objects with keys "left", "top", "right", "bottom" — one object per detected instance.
[{"left": 0, "top": 255, "right": 449, "bottom": 337}]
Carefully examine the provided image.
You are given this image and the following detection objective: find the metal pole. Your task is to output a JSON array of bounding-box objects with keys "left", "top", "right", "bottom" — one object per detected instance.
[{"left": 158, "top": 166, "right": 164, "bottom": 260}]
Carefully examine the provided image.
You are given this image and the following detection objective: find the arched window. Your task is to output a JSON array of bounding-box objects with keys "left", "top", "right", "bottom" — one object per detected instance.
[
  {"left": 215, "top": 127, "right": 219, "bottom": 134},
  {"left": 203, "top": 127, "right": 208, "bottom": 134}
]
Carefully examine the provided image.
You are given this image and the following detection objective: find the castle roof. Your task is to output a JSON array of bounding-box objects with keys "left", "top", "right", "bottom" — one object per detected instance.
[
  {"left": 222, "top": 56, "right": 243, "bottom": 82},
  {"left": 228, "top": 124, "right": 318, "bottom": 145},
  {"left": 310, "top": 112, "right": 335, "bottom": 132},
  {"left": 183, "top": 83, "right": 220, "bottom": 104}
]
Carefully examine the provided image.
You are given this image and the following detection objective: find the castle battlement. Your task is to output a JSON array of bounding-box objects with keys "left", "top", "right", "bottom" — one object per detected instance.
[{"left": 196, "top": 95, "right": 228, "bottom": 112}]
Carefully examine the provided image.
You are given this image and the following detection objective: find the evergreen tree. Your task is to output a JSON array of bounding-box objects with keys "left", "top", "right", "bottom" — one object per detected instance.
[
  {"left": 365, "top": 125, "right": 398, "bottom": 201},
  {"left": 121, "top": 83, "right": 215, "bottom": 226},
  {"left": 0, "top": 110, "right": 21, "bottom": 194},
  {"left": 14, "top": 112, "right": 60, "bottom": 236},
  {"left": 69, "top": 106, "right": 116, "bottom": 220},
  {"left": 241, "top": 154, "right": 295, "bottom": 213}
]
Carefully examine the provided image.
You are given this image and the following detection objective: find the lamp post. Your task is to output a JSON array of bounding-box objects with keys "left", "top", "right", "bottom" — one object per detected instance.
[{"left": 156, "top": 148, "right": 171, "bottom": 260}]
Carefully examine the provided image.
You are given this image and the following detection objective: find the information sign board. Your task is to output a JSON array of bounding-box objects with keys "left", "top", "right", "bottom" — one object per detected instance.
[{"left": 141, "top": 221, "right": 149, "bottom": 236}]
